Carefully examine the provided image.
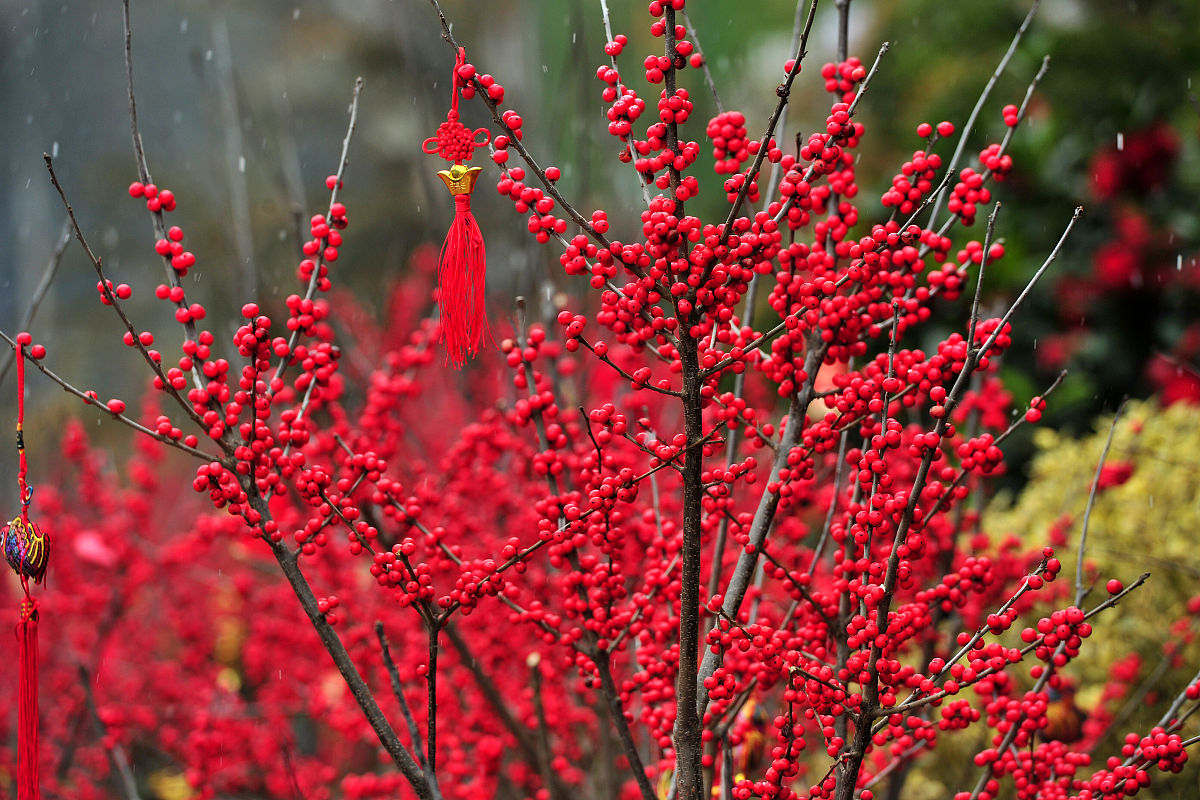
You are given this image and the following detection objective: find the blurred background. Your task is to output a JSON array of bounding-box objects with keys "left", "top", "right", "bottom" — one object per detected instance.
[{"left": 0, "top": 1, "right": 1198, "bottom": 796}]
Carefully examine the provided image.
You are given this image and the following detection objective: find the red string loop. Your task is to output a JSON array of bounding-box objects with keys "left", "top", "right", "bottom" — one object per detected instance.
[
  {"left": 9, "top": 334, "right": 42, "bottom": 799},
  {"left": 424, "top": 49, "right": 491, "bottom": 367}
]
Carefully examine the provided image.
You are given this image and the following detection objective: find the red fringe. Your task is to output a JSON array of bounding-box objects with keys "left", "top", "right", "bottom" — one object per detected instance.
[
  {"left": 17, "top": 605, "right": 39, "bottom": 800},
  {"left": 438, "top": 193, "right": 488, "bottom": 368}
]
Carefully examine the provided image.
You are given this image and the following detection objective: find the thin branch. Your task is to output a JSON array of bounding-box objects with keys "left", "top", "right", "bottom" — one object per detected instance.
[
  {"left": 976, "top": 207, "right": 1082, "bottom": 360},
  {"left": 834, "top": 0, "right": 851, "bottom": 63},
  {"left": 696, "top": 339, "right": 828, "bottom": 717},
  {"left": 77, "top": 664, "right": 142, "bottom": 800},
  {"left": 375, "top": 622, "right": 429, "bottom": 771},
  {"left": 966, "top": 202, "right": 1001, "bottom": 349},
  {"left": 887, "top": 572, "right": 1151, "bottom": 719},
  {"left": 718, "top": 0, "right": 820, "bottom": 243},
  {"left": 528, "top": 654, "right": 559, "bottom": 800},
  {"left": 210, "top": 13, "right": 257, "bottom": 301},
  {"left": 1075, "top": 399, "right": 1128, "bottom": 606},
  {"left": 595, "top": 654, "right": 658, "bottom": 800},
  {"left": 0, "top": 216, "right": 71, "bottom": 388},
  {"left": 599, "top": 0, "right": 654, "bottom": 207},
  {"left": 763, "top": 0, "right": 816, "bottom": 207},
  {"left": 426, "top": 626, "right": 440, "bottom": 777},
  {"left": 43, "top": 155, "right": 209, "bottom": 434},
  {"left": 443, "top": 624, "right": 573, "bottom": 799},
  {"left": 0, "top": 330, "right": 219, "bottom": 461},
  {"left": 259, "top": 521, "right": 432, "bottom": 800},
  {"left": 680, "top": 9, "right": 723, "bottom": 114},
  {"left": 767, "top": 39, "right": 890, "bottom": 234},
  {"left": 927, "top": 0, "right": 1041, "bottom": 230},
  {"left": 122, "top": 0, "right": 209, "bottom": 394},
  {"left": 269, "top": 77, "right": 364, "bottom": 395}
]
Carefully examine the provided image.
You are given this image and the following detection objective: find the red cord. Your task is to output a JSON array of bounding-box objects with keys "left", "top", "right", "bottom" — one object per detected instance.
[{"left": 13, "top": 340, "right": 41, "bottom": 800}]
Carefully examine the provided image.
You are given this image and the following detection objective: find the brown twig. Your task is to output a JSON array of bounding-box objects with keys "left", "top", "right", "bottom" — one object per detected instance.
[
  {"left": 77, "top": 664, "right": 143, "bottom": 800},
  {"left": 375, "top": 622, "right": 429, "bottom": 772},
  {"left": 268, "top": 77, "right": 364, "bottom": 395},
  {"left": 927, "top": 0, "right": 1041, "bottom": 230},
  {"left": 1075, "top": 399, "right": 1128, "bottom": 606},
  {"left": 43, "top": 154, "right": 210, "bottom": 435},
  {"left": 718, "top": 0, "right": 820, "bottom": 244},
  {"left": 0, "top": 216, "right": 70, "bottom": 388},
  {"left": 0, "top": 330, "right": 219, "bottom": 461},
  {"left": 258, "top": 517, "right": 432, "bottom": 800}
]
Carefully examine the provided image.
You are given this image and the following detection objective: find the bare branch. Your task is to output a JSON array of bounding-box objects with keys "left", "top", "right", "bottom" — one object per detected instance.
[
  {"left": 1075, "top": 399, "right": 1128, "bottom": 606},
  {"left": 0, "top": 217, "right": 71, "bottom": 388},
  {"left": 928, "top": 0, "right": 1041, "bottom": 229}
]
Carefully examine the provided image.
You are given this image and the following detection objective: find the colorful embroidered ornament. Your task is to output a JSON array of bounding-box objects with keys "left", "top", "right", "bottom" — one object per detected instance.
[
  {"left": 4, "top": 334, "right": 49, "bottom": 800},
  {"left": 423, "top": 47, "right": 491, "bottom": 368}
]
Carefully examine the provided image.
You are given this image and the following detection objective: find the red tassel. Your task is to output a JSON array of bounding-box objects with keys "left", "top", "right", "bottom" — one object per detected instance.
[
  {"left": 8, "top": 342, "right": 46, "bottom": 799},
  {"left": 423, "top": 47, "right": 492, "bottom": 367},
  {"left": 17, "top": 599, "right": 39, "bottom": 800},
  {"left": 439, "top": 192, "right": 488, "bottom": 367}
]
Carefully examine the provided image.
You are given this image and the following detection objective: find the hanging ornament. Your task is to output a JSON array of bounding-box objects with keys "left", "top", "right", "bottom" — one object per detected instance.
[
  {"left": 423, "top": 47, "right": 491, "bottom": 368},
  {"left": 3, "top": 334, "right": 49, "bottom": 800}
]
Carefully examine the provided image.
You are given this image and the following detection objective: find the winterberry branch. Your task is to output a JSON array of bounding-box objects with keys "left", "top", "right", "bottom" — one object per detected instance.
[
  {"left": 975, "top": 206, "right": 1082, "bottom": 361},
  {"left": 269, "top": 76, "right": 364, "bottom": 395},
  {"left": 718, "top": 0, "right": 820, "bottom": 243},
  {"left": 443, "top": 624, "right": 573, "bottom": 799},
  {"left": 859, "top": 306, "right": 902, "bottom": 589},
  {"left": 878, "top": 558, "right": 1052, "bottom": 725},
  {"left": 595, "top": 654, "right": 658, "bottom": 800},
  {"left": 809, "top": 403, "right": 852, "bottom": 573},
  {"left": 599, "top": 0, "right": 655, "bottom": 208},
  {"left": 430, "top": 411, "right": 728, "bottom": 625},
  {"left": 755, "top": 543, "right": 835, "bottom": 629},
  {"left": 1127, "top": 663, "right": 1200, "bottom": 764},
  {"left": 426, "top": 626, "right": 441, "bottom": 777},
  {"left": 1089, "top": 641, "right": 1177, "bottom": 755},
  {"left": 0, "top": 331, "right": 219, "bottom": 461},
  {"left": 257, "top": 521, "right": 433, "bottom": 800},
  {"left": 966, "top": 202, "right": 1002, "bottom": 349},
  {"left": 425, "top": 3, "right": 614, "bottom": 250},
  {"left": 122, "top": 0, "right": 211, "bottom": 394},
  {"left": 886, "top": 571, "right": 1151, "bottom": 719},
  {"left": 528, "top": 654, "right": 560, "bottom": 800},
  {"left": 764, "top": 39, "right": 890, "bottom": 237},
  {"left": 919, "top": 55, "right": 1049, "bottom": 259},
  {"left": 578, "top": 334, "right": 684, "bottom": 396},
  {"left": 679, "top": 9, "right": 722, "bottom": 114},
  {"left": 43, "top": 154, "right": 210, "bottom": 436},
  {"left": 918, "top": 369, "right": 1068, "bottom": 525},
  {"left": 375, "top": 621, "right": 430, "bottom": 773},
  {"left": 699, "top": 310, "right": 814, "bottom": 380},
  {"left": 696, "top": 339, "right": 829, "bottom": 717},
  {"left": 829, "top": 207, "right": 1082, "bottom": 799},
  {"left": 927, "top": 0, "right": 1041, "bottom": 230}
]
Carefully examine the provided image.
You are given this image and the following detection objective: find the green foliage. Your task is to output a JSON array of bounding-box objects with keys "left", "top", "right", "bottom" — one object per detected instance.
[{"left": 986, "top": 399, "right": 1200, "bottom": 760}]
